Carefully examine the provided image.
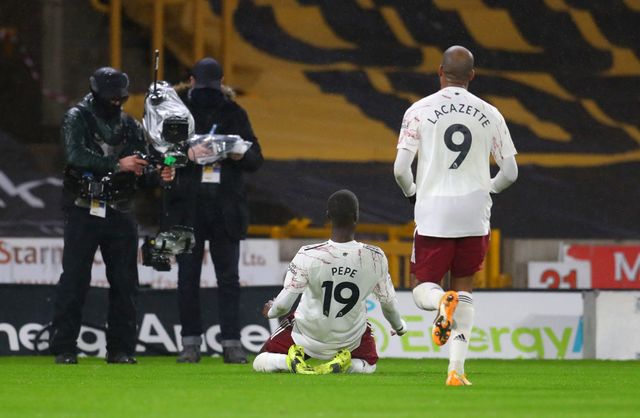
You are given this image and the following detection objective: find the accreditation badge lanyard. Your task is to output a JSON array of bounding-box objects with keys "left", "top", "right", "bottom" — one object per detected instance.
[
  {"left": 89, "top": 198, "right": 107, "bottom": 218},
  {"left": 202, "top": 163, "right": 221, "bottom": 183}
]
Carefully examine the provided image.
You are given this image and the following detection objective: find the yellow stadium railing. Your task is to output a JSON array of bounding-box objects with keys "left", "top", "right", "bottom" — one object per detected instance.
[
  {"left": 89, "top": 0, "right": 235, "bottom": 79},
  {"left": 88, "top": 0, "right": 509, "bottom": 289},
  {"left": 248, "top": 219, "right": 507, "bottom": 289}
]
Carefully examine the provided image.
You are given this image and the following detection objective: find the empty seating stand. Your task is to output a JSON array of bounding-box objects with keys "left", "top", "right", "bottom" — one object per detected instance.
[{"left": 115, "top": 0, "right": 639, "bottom": 238}]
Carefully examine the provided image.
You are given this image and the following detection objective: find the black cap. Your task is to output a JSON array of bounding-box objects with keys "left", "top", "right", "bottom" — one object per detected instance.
[
  {"left": 192, "top": 57, "right": 223, "bottom": 89},
  {"left": 90, "top": 67, "right": 129, "bottom": 99}
]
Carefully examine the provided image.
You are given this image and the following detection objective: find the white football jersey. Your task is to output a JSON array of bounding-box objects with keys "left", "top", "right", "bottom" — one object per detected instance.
[
  {"left": 397, "top": 86, "right": 517, "bottom": 237},
  {"left": 283, "top": 240, "right": 397, "bottom": 359}
]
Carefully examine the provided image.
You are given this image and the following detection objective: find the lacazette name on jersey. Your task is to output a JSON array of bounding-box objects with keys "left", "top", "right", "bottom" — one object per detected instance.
[{"left": 425, "top": 103, "right": 490, "bottom": 127}]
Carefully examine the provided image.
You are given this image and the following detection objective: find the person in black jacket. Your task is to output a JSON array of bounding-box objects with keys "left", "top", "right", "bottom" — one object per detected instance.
[
  {"left": 174, "top": 58, "right": 263, "bottom": 364},
  {"left": 50, "top": 67, "right": 174, "bottom": 364}
]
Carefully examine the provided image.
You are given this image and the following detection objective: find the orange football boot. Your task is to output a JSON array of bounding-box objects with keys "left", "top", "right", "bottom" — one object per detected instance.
[
  {"left": 431, "top": 291, "right": 459, "bottom": 346},
  {"left": 446, "top": 370, "right": 472, "bottom": 386}
]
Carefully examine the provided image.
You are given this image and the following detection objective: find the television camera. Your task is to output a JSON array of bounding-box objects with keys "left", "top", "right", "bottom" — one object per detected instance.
[{"left": 140, "top": 50, "right": 195, "bottom": 271}]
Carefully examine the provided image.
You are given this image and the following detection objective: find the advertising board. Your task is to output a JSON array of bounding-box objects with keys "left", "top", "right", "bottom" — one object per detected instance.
[
  {"left": 527, "top": 261, "right": 591, "bottom": 289},
  {"left": 0, "top": 238, "right": 285, "bottom": 288},
  {"left": 1, "top": 287, "right": 582, "bottom": 359},
  {"left": 368, "top": 292, "right": 584, "bottom": 359},
  {"left": 563, "top": 244, "right": 640, "bottom": 289},
  {"left": 593, "top": 291, "right": 640, "bottom": 360}
]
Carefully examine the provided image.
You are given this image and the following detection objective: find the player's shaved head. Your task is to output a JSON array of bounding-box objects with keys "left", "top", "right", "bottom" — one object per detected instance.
[
  {"left": 440, "top": 45, "right": 475, "bottom": 85},
  {"left": 327, "top": 189, "right": 359, "bottom": 228}
]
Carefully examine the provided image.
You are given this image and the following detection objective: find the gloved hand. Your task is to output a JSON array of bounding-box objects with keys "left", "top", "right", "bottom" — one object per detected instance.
[{"left": 391, "top": 319, "right": 408, "bottom": 336}]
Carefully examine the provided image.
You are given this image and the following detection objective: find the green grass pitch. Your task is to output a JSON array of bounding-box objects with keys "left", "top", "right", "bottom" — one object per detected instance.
[{"left": 1, "top": 357, "right": 638, "bottom": 418}]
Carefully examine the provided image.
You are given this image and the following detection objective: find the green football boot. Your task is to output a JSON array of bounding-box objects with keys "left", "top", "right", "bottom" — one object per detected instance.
[
  {"left": 314, "top": 349, "right": 352, "bottom": 374},
  {"left": 286, "top": 345, "right": 316, "bottom": 375}
]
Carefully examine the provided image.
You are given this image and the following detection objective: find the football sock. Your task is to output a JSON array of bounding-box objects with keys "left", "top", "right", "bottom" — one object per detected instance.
[
  {"left": 412, "top": 282, "right": 445, "bottom": 311},
  {"left": 448, "top": 291, "right": 474, "bottom": 375},
  {"left": 252, "top": 352, "right": 288, "bottom": 372},
  {"left": 348, "top": 359, "right": 377, "bottom": 374}
]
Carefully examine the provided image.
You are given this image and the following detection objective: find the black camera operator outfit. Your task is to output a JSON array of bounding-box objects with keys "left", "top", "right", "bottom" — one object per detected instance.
[
  {"left": 174, "top": 73, "right": 263, "bottom": 364},
  {"left": 50, "top": 68, "right": 156, "bottom": 364}
]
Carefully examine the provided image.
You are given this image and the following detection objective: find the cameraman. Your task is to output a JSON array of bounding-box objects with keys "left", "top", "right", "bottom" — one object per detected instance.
[
  {"left": 50, "top": 67, "right": 174, "bottom": 364},
  {"left": 173, "top": 57, "right": 263, "bottom": 363}
]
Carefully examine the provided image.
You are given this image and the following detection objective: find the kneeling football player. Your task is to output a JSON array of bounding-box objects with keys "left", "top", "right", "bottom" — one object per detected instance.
[{"left": 253, "top": 190, "right": 406, "bottom": 374}]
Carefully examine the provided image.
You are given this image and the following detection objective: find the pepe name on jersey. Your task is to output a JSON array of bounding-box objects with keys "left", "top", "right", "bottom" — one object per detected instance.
[
  {"left": 426, "top": 103, "right": 490, "bottom": 128},
  {"left": 331, "top": 266, "right": 357, "bottom": 278}
]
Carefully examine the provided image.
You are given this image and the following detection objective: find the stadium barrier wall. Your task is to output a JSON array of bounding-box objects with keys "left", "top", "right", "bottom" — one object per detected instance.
[
  {"left": 6, "top": 285, "right": 630, "bottom": 360},
  {"left": 504, "top": 239, "right": 640, "bottom": 289},
  {"left": 583, "top": 290, "right": 640, "bottom": 360},
  {"left": 0, "top": 238, "right": 286, "bottom": 288},
  {"left": 0, "top": 235, "right": 507, "bottom": 290}
]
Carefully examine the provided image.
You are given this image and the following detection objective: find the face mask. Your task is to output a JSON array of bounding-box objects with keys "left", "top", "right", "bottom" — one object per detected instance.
[
  {"left": 190, "top": 88, "right": 222, "bottom": 107},
  {"left": 92, "top": 92, "right": 126, "bottom": 119}
]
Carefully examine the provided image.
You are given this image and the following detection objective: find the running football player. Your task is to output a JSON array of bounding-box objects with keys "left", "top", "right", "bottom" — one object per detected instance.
[{"left": 394, "top": 46, "right": 518, "bottom": 386}]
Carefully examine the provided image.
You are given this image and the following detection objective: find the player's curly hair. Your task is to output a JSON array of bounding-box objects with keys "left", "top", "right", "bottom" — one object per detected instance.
[{"left": 327, "top": 189, "right": 359, "bottom": 227}]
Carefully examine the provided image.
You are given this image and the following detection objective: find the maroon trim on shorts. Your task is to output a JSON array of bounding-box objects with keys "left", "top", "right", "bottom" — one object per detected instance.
[
  {"left": 260, "top": 316, "right": 296, "bottom": 355},
  {"left": 411, "top": 233, "right": 490, "bottom": 283},
  {"left": 259, "top": 316, "right": 379, "bottom": 365},
  {"left": 351, "top": 323, "right": 379, "bottom": 365}
]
